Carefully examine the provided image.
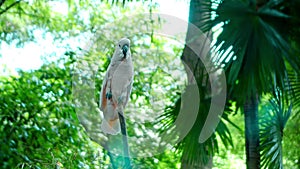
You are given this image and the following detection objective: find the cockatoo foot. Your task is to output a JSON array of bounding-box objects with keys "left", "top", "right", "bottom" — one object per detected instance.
[{"left": 106, "top": 92, "right": 112, "bottom": 99}]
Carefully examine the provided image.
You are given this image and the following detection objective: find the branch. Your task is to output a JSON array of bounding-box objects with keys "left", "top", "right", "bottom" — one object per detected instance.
[
  {"left": 0, "top": 0, "right": 21, "bottom": 16},
  {"left": 0, "top": 0, "right": 6, "bottom": 8}
]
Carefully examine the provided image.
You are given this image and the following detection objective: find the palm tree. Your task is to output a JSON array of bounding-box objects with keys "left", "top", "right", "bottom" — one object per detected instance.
[
  {"left": 197, "top": 0, "right": 300, "bottom": 168},
  {"left": 172, "top": 0, "right": 234, "bottom": 168}
]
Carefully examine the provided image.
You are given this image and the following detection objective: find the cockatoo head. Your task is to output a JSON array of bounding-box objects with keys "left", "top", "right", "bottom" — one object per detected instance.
[{"left": 116, "top": 38, "right": 131, "bottom": 59}]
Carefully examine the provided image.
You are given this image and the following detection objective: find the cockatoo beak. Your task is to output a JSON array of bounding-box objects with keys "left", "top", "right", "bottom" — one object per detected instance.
[{"left": 122, "top": 44, "right": 129, "bottom": 58}]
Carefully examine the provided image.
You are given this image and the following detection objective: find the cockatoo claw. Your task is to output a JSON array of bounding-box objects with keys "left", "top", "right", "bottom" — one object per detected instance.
[{"left": 106, "top": 92, "right": 112, "bottom": 99}]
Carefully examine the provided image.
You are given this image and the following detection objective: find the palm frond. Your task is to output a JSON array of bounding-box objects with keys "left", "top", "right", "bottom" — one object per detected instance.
[
  {"left": 288, "top": 71, "right": 300, "bottom": 115},
  {"left": 197, "top": 0, "right": 300, "bottom": 105},
  {"left": 155, "top": 88, "right": 236, "bottom": 167},
  {"left": 260, "top": 88, "right": 293, "bottom": 169}
]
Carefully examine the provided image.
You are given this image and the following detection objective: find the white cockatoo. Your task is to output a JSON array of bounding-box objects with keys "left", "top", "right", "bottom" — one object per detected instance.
[{"left": 100, "top": 38, "right": 134, "bottom": 135}]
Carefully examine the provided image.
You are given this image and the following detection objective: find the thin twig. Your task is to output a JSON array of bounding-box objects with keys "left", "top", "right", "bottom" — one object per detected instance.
[
  {"left": 0, "top": 0, "right": 21, "bottom": 16},
  {"left": 0, "top": 0, "right": 6, "bottom": 8}
]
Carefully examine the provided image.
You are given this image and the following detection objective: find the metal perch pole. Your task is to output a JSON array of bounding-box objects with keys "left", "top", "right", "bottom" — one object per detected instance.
[{"left": 118, "top": 111, "right": 132, "bottom": 169}]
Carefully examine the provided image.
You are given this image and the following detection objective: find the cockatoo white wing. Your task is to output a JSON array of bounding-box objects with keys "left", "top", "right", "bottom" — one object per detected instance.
[
  {"left": 99, "top": 64, "right": 120, "bottom": 135},
  {"left": 99, "top": 70, "right": 108, "bottom": 111},
  {"left": 124, "top": 80, "right": 133, "bottom": 107}
]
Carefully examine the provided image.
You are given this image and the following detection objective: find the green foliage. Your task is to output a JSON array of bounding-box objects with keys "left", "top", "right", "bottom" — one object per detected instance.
[
  {"left": 260, "top": 89, "right": 292, "bottom": 169},
  {"left": 103, "top": 0, "right": 149, "bottom": 6},
  {"left": 288, "top": 71, "right": 300, "bottom": 114},
  {"left": 0, "top": 0, "right": 85, "bottom": 46},
  {"left": 196, "top": 0, "right": 300, "bottom": 168},
  {"left": 157, "top": 82, "right": 235, "bottom": 167},
  {"left": 211, "top": 0, "right": 299, "bottom": 104},
  {"left": 0, "top": 0, "right": 153, "bottom": 47},
  {"left": 0, "top": 55, "right": 105, "bottom": 168},
  {"left": 213, "top": 113, "right": 246, "bottom": 169},
  {"left": 282, "top": 114, "right": 300, "bottom": 168}
]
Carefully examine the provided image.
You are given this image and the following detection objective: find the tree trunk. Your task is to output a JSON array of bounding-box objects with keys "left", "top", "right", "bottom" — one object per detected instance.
[
  {"left": 244, "top": 95, "right": 260, "bottom": 169},
  {"left": 180, "top": 0, "right": 213, "bottom": 168}
]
